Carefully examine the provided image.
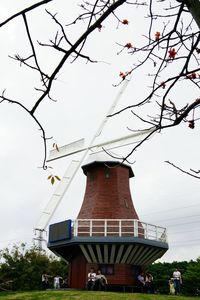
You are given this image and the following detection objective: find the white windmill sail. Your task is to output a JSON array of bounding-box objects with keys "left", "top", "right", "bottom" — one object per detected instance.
[
  {"left": 34, "top": 79, "right": 133, "bottom": 244},
  {"left": 35, "top": 160, "right": 80, "bottom": 231},
  {"left": 47, "top": 138, "right": 85, "bottom": 162},
  {"left": 47, "top": 128, "right": 155, "bottom": 162},
  {"left": 91, "top": 128, "right": 155, "bottom": 153}
]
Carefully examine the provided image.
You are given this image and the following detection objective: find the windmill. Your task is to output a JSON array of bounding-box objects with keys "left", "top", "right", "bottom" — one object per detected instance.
[{"left": 33, "top": 78, "right": 155, "bottom": 249}]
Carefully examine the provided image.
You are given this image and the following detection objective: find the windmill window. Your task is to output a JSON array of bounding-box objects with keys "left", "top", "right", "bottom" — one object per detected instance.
[
  {"left": 98, "top": 264, "right": 114, "bottom": 275},
  {"left": 105, "top": 168, "right": 110, "bottom": 178},
  {"left": 124, "top": 199, "right": 129, "bottom": 208},
  {"left": 88, "top": 171, "right": 95, "bottom": 181}
]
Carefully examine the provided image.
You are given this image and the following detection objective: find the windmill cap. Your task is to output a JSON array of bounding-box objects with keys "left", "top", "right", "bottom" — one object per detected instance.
[{"left": 82, "top": 152, "right": 134, "bottom": 177}]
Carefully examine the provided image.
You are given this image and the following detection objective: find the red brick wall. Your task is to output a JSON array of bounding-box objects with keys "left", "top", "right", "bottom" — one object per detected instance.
[
  {"left": 109, "top": 264, "right": 134, "bottom": 285},
  {"left": 77, "top": 163, "right": 139, "bottom": 220}
]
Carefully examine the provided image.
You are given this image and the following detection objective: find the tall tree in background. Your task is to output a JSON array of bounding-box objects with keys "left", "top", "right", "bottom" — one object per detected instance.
[
  {"left": 0, "top": 0, "right": 199, "bottom": 176},
  {"left": 0, "top": 244, "right": 68, "bottom": 290}
]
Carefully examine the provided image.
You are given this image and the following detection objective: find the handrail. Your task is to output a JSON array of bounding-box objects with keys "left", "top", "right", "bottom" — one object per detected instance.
[{"left": 72, "top": 219, "right": 167, "bottom": 243}]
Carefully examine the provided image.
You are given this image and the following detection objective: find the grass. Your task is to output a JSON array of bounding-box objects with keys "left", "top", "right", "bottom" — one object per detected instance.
[{"left": 0, "top": 290, "right": 198, "bottom": 300}]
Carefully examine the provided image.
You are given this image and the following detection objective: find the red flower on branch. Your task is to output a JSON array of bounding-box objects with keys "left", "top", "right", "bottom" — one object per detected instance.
[
  {"left": 186, "top": 73, "right": 197, "bottom": 79},
  {"left": 125, "top": 42, "right": 133, "bottom": 49},
  {"left": 196, "top": 48, "right": 200, "bottom": 54},
  {"left": 168, "top": 48, "right": 177, "bottom": 59},
  {"left": 119, "top": 71, "right": 126, "bottom": 80},
  {"left": 119, "top": 71, "right": 131, "bottom": 80},
  {"left": 122, "top": 19, "right": 129, "bottom": 25},
  {"left": 188, "top": 120, "right": 195, "bottom": 129},
  {"left": 98, "top": 24, "right": 102, "bottom": 32},
  {"left": 160, "top": 81, "right": 166, "bottom": 89},
  {"left": 155, "top": 31, "right": 160, "bottom": 41}
]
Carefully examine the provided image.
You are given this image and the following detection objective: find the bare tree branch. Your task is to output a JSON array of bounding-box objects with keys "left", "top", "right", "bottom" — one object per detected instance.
[
  {"left": 0, "top": 0, "right": 200, "bottom": 173},
  {"left": 0, "top": 0, "right": 54, "bottom": 27},
  {"left": 165, "top": 160, "right": 200, "bottom": 179}
]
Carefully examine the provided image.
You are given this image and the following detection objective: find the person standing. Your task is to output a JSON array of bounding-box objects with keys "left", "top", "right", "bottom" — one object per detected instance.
[
  {"left": 145, "top": 272, "right": 154, "bottom": 293},
  {"left": 173, "top": 268, "right": 182, "bottom": 295},
  {"left": 169, "top": 278, "right": 175, "bottom": 295},
  {"left": 137, "top": 272, "right": 145, "bottom": 292},
  {"left": 87, "top": 268, "right": 96, "bottom": 290},
  {"left": 95, "top": 269, "right": 108, "bottom": 291},
  {"left": 54, "top": 275, "right": 62, "bottom": 289},
  {"left": 41, "top": 271, "right": 51, "bottom": 290}
]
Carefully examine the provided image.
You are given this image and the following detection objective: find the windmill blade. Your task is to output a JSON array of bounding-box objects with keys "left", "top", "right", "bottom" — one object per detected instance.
[
  {"left": 90, "top": 128, "right": 156, "bottom": 153},
  {"left": 94, "top": 78, "right": 131, "bottom": 138},
  {"left": 47, "top": 138, "right": 85, "bottom": 162},
  {"left": 47, "top": 128, "right": 156, "bottom": 162},
  {"left": 35, "top": 160, "right": 80, "bottom": 231}
]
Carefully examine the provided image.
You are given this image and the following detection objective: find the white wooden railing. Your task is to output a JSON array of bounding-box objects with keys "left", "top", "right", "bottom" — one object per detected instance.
[{"left": 72, "top": 219, "right": 167, "bottom": 243}]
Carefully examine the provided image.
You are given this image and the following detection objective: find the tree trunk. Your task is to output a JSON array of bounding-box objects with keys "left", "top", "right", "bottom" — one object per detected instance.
[{"left": 186, "top": 0, "right": 200, "bottom": 29}]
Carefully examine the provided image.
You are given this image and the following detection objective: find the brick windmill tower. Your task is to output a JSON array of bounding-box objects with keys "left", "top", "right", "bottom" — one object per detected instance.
[{"left": 48, "top": 153, "right": 168, "bottom": 289}]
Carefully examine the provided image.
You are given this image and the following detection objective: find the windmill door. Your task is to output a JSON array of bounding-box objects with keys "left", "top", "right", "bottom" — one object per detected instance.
[{"left": 70, "top": 254, "right": 87, "bottom": 288}]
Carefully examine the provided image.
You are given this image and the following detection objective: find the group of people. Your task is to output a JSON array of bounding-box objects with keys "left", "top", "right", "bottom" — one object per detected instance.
[
  {"left": 41, "top": 271, "right": 68, "bottom": 290},
  {"left": 42, "top": 267, "right": 182, "bottom": 294},
  {"left": 137, "top": 268, "right": 182, "bottom": 295},
  {"left": 87, "top": 268, "right": 108, "bottom": 291},
  {"left": 137, "top": 271, "right": 154, "bottom": 293},
  {"left": 169, "top": 268, "right": 182, "bottom": 295}
]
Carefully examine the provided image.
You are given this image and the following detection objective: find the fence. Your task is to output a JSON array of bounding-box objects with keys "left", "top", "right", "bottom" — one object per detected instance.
[{"left": 72, "top": 219, "right": 167, "bottom": 243}]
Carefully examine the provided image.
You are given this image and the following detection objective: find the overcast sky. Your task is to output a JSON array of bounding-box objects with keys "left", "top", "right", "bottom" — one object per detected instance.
[{"left": 0, "top": 0, "right": 200, "bottom": 264}]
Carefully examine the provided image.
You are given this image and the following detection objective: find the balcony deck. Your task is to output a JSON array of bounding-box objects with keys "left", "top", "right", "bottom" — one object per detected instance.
[
  {"left": 72, "top": 219, "right": 167, "bottom": 243},
  {"left": 48, "top": 218, "right": 168, "bottom": 265}
]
